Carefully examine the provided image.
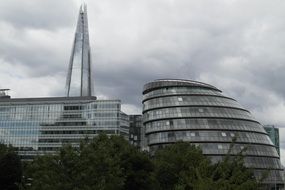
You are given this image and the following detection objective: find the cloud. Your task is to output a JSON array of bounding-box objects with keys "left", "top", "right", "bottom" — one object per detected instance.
[
  {"left": 0, "top": 22, "right": 73, "bottom": 76},
  {"left": 0, "top": 58, "right": 64, "bottom": 97},
  {"left": 1, "top": 0, "right": 285, "bottom": 163},
  {"left": 0, "top": 0, "right": 77, "bottom": 29}
]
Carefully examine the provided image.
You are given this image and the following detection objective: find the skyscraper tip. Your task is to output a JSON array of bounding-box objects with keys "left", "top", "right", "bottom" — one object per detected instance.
[
  {"left": 80, "top": 1, "right": 87, "bottom": 13},
  {"left": 66, "top": 3, "right": 92, "bottom": 97}
]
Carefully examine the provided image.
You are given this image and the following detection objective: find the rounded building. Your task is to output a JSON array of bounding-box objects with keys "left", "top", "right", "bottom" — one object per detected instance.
[{"left": 143, "top": 79, "right": 284, "bottom": 187}]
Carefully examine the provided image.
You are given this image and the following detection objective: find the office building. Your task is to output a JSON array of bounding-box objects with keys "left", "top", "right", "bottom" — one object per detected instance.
[
  {"left": 143, "top": 79, "right": 284, "bottom": 188},
  {"left": 0, "top": 5, "right": 129, "bottom": 159},
  {"left": 0, "top": 94, "right": 128, "bottom": 159},
  {"left": 264, "top": 125, "right": 280, "bottom": 156},
  {"left": 129, "top": 115, "right": 145, "bottom": 148}
]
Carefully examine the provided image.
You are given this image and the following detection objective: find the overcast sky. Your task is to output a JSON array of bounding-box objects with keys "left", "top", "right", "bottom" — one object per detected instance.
[{"left": 1, "top": 0, "right": 285, "bottom": 163}]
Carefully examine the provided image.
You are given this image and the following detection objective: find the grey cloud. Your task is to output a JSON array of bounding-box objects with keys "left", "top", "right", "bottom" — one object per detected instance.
[
  {"left": 1, "top": 0, "right": 285, "bottom": 167},
  {"left": 1, "top": 0, "right": 285, "bottom": 127},
  {"left": 0, "top": 0, "right": 77, "bottom": 29},
  {"left": 0, "top": 25, "right": 73, "bottom": 77},
  {"left": 0, "top": 0, "right": 284, "bottom": 164}
]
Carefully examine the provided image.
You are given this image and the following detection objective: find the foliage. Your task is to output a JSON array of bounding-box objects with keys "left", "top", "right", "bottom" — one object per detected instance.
[
  {"left": 153, "top": 142, "right": 210, "bottom": 190},
  {"left": 207, "top": 146, "right": 259, "bottom": 190},
  {"left": 26, "top": 134, "right": 156, "bottom": 190},
  {"left": 153, "top": 142, "right": 259, "bottom": 190},
  {"left": 0, "top": 143, "right": 22, "bottom": 190},
  {"left": 24, "top": 135, "right": 260, "bottom": 190}
]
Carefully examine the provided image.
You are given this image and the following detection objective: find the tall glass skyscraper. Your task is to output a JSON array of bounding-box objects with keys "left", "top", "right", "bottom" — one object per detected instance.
[
  {"left": 143, "top": 79, "right": 284, "bottom": 188},
  {"left": 66, "top": 4, "right": 92, "bottom": 97},
  {"left": 0, "top": 5, "right": 129, "bottom": 159}
]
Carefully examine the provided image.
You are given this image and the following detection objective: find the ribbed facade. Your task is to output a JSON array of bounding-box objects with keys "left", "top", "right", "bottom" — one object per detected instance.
[{"left": 143, "top": 79, "right": 284, "bottom": 187}]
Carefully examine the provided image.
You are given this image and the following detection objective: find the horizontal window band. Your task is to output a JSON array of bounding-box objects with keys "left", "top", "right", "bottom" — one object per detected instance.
[
  {"left": 143, "top": 117, "right": 260, "bottom": 125},
  {"left": 145, "top": 128, "right": 268, "bottom": 135},
  {"left": 148, "top": 141, "right": 275, "bottom": 148},
  {"left": 143, "top": 105, "right": 249, "bottom": 114},
  {"left": 143, "top": 93, "right": 235, "bottom": 103}
]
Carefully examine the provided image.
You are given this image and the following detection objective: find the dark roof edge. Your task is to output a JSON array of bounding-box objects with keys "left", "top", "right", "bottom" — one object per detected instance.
[
  {"left": 143, "top": 79, "right": 221, "bottom": 94},
  {"left": 0, "top": 96, "right": 121, "bottom": 103}
]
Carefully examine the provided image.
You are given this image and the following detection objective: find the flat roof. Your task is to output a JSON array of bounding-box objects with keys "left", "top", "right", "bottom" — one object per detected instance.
[{"left": 0, "top": 96, "right": 121, "bottom": 104}]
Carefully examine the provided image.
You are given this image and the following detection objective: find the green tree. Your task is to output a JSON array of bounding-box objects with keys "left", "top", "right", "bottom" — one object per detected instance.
[
  {"left": 25, "top": 137, "right": 261, "bottom": 190},
  {"left": 26, "top": 134, "right": 155, "bottom": 190},
  {"left": 203, "top": 145, "right": 259, "bottom": 190},
  {"left": 0, "top": 143, "right": 22, "bottom": 190},
  {"left": 153, "top": 142, "right": 259, "bottom": 190},
  {"left": 153, "top": 142, "right": 210, "bottom": 190}
]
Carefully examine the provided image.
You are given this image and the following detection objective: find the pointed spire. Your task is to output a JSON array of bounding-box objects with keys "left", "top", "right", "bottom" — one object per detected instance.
[
  {"left": 65, "top": 4, "right": 93, "bottom": 97},
  {"left": 80, "top": 2, "right": 85, "bottom": 13}
]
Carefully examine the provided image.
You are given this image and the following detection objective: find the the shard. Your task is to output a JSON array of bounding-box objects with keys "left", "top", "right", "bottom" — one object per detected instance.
[{"left": 66, "top": 4, "right": 93, "bottom": 97}]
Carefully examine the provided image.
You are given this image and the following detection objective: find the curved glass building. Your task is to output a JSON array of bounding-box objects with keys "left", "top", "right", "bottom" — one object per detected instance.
[{"left": 143, "top": 79, "right": 284, "bottom": 187}]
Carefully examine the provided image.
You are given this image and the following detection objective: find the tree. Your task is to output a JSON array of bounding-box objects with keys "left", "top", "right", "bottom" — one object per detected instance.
[
  {"left": 202, "top": 144, "right": 259, "bottom": 190},
  {"left": 0, "top": 143, "right": 22, "bottom": 190},
  {"left": 153, "top": 142, "right": 259, "bottom": 190},
  {"left": 26, "top": 134, "right": 156, "bottom": 190},
  {"left": 25, "top": 137, "right": 261, "bottom": 190},
  {"left": 153, "top": 142, "right": 210, "bottom": 190}
]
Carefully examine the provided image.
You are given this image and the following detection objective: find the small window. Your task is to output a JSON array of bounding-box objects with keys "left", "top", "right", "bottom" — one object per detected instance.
[
  {"left": 190, "top": 132, "right": 196, "bottom": 137},
  {"left": 166, "top": 121, "right": 170, "bottom": 125},
  {"left": 221, "top": 132, "right": 227, "bottom": 137},
  {"left": 218, "top": 145, "right": 223, "bottom": 149},
  {"left": 198, "top": 108, "right": 204, "bottom": 113},
  {"left": 178, "top": 97, "right": 183, "bottom": 102},
  {"left": 230, "top": 133, "right": 235, "bottom": 137}
]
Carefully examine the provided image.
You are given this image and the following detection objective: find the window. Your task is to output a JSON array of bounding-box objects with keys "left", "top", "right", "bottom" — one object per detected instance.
[
  {"left": 218, "top": 144, "right": 223, "bottom": 149},
  {"left": 198, "top": 108, "right": 204, "bottom": 113},
  {"left": 178, "top": 97, "right": 183, "bottom": 102},
  {"left": 168, "top": 132, "right": 174, "bottom": 138},
  {"left": 190, "top": 132, "right": 196, "bottom": 137},
  {"left": 230, "top": 133, "right": 235, "bottom": 137},
  {"left": 221, "top": 132, "right": 227, "bottom": 137}
]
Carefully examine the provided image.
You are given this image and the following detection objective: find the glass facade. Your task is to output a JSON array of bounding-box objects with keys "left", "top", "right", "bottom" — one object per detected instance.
[
  {"left": 0, "top": 96, "right": 128, "bottom": 159},
  {"left": 66, "top": 4, "right": 92, "bottom": 97},
  {"left": 264, "top": 125, "right": 280, "bottom": 156},
  {"left": 143, "top": 79, "right": 284, "bottom": 187},
  {"left": 129, "top": 115, "right": 145, "bottom": 149}
]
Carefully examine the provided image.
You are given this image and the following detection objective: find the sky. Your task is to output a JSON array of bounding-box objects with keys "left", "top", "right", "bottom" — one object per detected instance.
[{"left": 1, "top": 0, "right": 285, "bottom": 163}]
